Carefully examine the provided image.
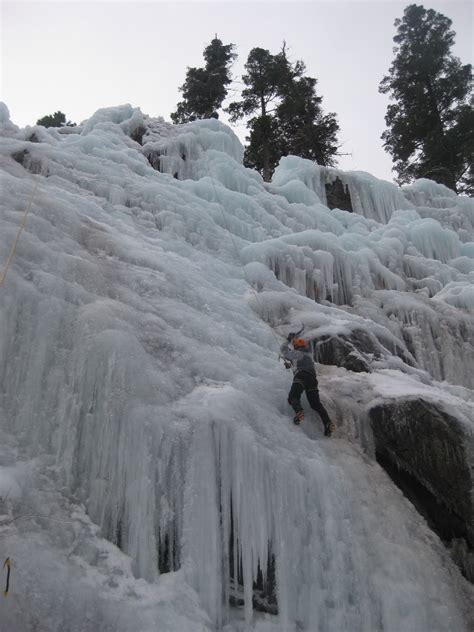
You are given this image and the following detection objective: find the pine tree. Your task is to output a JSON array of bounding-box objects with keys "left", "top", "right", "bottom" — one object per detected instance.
[
  {"left": 171, "top": 37, "right": 236, "bottom": 123},
  {"left": 36, "top": 111, "right": 67, "bottom": 127},
  {"left": 277, "top": 75, "right": 340, "bottom": 167},
  {"left": 379, "top": 4, "right": 473, "bottom": 194},
  {"left": 228, "top": 46, "right": 340, "bottom": 181},
  {"left": 227, "top": 47, "right": 293, "bottom": 181}
]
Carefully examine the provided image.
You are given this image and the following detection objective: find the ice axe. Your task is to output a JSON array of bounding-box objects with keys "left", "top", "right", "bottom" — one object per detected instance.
[
  {"left": 278, "top": 324, "right": 305, "bottom": 368},
  {"left": 286, "top": 324, "right": 305, "bottom": 342}
]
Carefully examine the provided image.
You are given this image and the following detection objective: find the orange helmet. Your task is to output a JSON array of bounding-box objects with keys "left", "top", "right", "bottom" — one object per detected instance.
[{"left": 293, "top": 337, "right": 308, "bottom": 349}]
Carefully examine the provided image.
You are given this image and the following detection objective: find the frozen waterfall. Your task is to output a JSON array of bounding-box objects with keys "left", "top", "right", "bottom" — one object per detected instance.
[{"left": 0, "top": 104, "right": 473, "bottom": 631}]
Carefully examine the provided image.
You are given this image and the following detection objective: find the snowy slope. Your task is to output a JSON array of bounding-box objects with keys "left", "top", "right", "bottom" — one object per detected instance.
[{"left": 0, "top": 103, "right": 473, "bottom": 631}]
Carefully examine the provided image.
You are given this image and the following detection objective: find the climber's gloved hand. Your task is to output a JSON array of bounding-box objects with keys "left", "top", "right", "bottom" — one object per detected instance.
[{"left": 283, "top": 360, "right": 292, "bottom": 370}]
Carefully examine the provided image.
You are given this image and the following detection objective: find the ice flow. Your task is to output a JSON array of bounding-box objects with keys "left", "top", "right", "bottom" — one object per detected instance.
[{"left": 0, "top": 103, "right": 472, "bottom": 631}]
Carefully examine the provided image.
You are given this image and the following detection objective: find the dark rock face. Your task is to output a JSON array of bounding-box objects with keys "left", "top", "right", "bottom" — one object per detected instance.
[
  {"left": 314, "top": 328, "right": 415, "bottom": 373},
  {"left": 228, "top": 503, "right": 278, "bottom": 615},
  {"left": 315, "top": 328, "right": 387, "bottom": 373},
  {"left": 11, "top": 149, "right": 45, "bottom": 175},
  {"left": 145, "top": 149, "right": 163, "bottom": 172},
  {"left": 129, "top": 125, "right": 146, "bottom": 145},
  {"left": 229, "top": 552, "right": 278, "bottom": 616},
  {"left": 315, "top": 333, "right": 371, "bottom": 372},
  {"left": 369, "top": 398, "right": 474, "bottom": 581},
  {"left": 12, "top": 149, "right": 29, "bottom": 166},
  {"left": 325, "top": 177, "right": 353, "bottom": 212},
  {"left": 158, "top": 528, "right": 180, "bottom": 574}
]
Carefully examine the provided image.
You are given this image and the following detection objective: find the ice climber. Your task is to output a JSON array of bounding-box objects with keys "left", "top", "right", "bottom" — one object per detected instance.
[{"left": 280, "top": 333, "right": 335, "bottom": 436}]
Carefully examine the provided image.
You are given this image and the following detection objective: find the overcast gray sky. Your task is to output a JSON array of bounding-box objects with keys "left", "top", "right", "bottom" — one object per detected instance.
[{"left": 1, "top": 1, "right": 472, "bottom": 182}]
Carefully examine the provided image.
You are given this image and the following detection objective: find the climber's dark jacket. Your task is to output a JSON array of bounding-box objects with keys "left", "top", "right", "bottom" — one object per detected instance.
[
  {"left": 280, "top": 341, "right": 317, "bottom": 379},
  {"left": 280, "top": 341, "right": 331, "bottom": 427}
]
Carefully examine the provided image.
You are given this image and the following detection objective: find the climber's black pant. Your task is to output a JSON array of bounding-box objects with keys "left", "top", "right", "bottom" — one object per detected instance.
[{"left": 288, "top": 371, "right": 331, "bottom": 427}]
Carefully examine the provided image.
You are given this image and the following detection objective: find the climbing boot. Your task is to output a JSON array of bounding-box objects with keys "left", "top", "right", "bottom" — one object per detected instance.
[
  {"left": 324, "top": 421, "right": 335, "bottom": 437},
  {"left": 293, "top": 410, "right": 304, "bottom": 425}
]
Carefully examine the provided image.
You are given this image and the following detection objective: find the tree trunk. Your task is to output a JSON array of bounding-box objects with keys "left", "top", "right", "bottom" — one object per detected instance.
[
  {"left": 260, "top": 95, "right": 271, "bottom": 182},
  {"left": 425, "top": 79, "right": 457, "bottom": 193}
]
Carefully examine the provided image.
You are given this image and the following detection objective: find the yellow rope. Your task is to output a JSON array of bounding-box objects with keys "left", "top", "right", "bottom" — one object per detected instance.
[{"left": 0, "top": 179, "right": 39, "bottom": 287}]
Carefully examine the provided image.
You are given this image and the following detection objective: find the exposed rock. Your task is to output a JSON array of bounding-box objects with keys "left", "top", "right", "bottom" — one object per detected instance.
[
  {"left": 314, "top": 328, "right": 388, "bottom": 372},
  {"left": 228, "top": 505, "right": 278, "bottom": 615},
  {"left": 11, "top": 149, "right": 45, "bottom": 175},
  {"left": 229, "top": 554, "right": 278, "bottom": 616},
  {"left": 144, "top": 150, "right": 161, "bottom": 172},
  {"left": 315, "top": 334, "right": 371, "bottom": 372},
  {"left": 314, "top": 327, "right": 415, "bottom": 373},
  {"left": 325, "top": 177, "right": 353, "bottom": 212},
  {"left": 157, "top": 528, "right": 180, "bottom": 574},
  {"left": 11, "top": 149, "right": 28, "bottom": 166},
  {"left": 129, "top": 125, "right": 146, "bottom": 145},
  {"left": 369, "top": 398, "right": 474, "bottom": 581},
  {"left": 450, "top": 538, "right": 474, "bottom": 583}
]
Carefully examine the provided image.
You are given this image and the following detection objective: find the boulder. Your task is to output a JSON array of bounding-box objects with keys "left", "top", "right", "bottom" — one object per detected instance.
[
  {"left": 369, "top": 398, "right": 474, "bottom": 581},
  {"left": 315, "top": 328, "right": 415, "bottom": 373}
]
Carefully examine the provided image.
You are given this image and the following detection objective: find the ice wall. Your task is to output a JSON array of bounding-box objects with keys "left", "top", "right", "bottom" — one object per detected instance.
[
  {"left": 0, "top": 104, "right": 473, "bottom": 631},
  {"left": 272, "top": 156, "right": 414, "bottom": 223}
]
